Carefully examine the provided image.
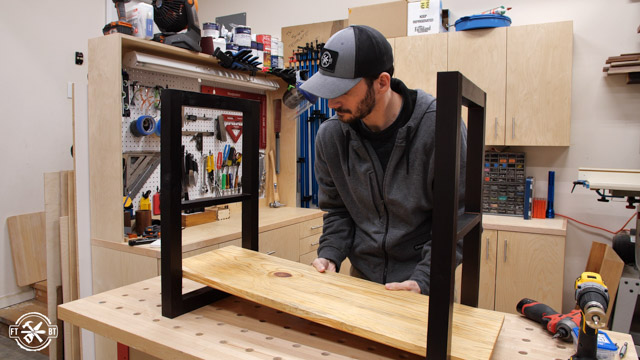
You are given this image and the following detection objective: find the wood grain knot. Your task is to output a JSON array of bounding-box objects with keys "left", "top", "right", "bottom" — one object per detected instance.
[{"left": 273, "top": 272, "right": 292, "bottom": 278}]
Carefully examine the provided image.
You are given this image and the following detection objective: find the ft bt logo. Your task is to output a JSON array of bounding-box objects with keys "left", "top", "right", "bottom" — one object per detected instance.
[{"left": 9, "top": 312, "right": 58, "bottom": 352}]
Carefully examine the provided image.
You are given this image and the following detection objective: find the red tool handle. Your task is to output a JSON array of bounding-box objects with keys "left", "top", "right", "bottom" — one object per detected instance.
[{"left": 517, "top": 298, "right": 559, "bottom": 329}]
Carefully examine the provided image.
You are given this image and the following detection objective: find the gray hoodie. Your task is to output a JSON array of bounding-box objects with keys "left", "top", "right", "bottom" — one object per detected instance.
[{"left": 314, "top": 88, "right": 466, "bottom": 295}]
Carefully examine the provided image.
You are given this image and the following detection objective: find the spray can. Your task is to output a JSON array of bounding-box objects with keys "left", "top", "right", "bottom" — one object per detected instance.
[
  {"left": 481, "top": 6, "right": 512, "bottom": 15},
  {"left": 153, "top": 188, "right": 161, "bottom": 215}
]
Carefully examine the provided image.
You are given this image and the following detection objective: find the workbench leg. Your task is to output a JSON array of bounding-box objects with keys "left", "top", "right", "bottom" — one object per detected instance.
[
  {"left": 117, "top": 342, "right": 129, "bottom": 360},
  {"left": 611, "top": 275, "right": 640, "bottom": 332}
]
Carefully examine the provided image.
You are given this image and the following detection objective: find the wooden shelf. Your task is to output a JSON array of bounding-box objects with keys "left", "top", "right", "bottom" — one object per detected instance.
[{"left": 183, "top": 246, "right": 504, "bottom": 359}]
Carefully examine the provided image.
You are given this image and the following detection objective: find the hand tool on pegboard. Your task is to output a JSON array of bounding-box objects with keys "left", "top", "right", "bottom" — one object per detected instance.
[
  {"left": 123, "top": 152, "right": 160, "bottom": 199},
  {"left": 268, "top": 150, "right": 284, "bottom": 208},
  {"left": 273, "top": 99, "right": 282, "bottom": 174},
  {"left": 200, "top": 155, "right": 208, "bottom": 194},
  {"left": 516, "top": 298, "right": 580, "bottom": 342}
]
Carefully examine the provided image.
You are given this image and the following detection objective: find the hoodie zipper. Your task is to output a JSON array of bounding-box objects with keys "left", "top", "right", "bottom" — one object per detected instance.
[{"left": 351, "top": 128, "right": 391, "bottom": 283}]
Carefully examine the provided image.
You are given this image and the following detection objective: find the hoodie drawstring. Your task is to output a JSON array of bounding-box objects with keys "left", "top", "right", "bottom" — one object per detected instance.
[
  {"left": 345, "top": 130, "right": 351, "bottom": 176},
  {"left": 405, "top": 125, "right": 412, "bottom": 174}
]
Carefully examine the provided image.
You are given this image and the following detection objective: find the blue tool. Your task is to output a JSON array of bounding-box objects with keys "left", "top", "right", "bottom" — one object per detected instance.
[{"left": 546, "top": 171, "right": 555, "bottom": 218}]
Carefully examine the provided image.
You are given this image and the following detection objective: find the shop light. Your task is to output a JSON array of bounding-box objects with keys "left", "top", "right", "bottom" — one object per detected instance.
[{"left": 123, "top": 51, "right": 280, "bottom": 91}]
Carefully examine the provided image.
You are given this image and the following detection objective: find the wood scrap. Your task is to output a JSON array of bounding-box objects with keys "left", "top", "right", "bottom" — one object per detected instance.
[
  {"left": 7, "top": 212, "right": 47, "bottom": 286},
  {"left": 584, "top": 241, "right": 624, "bottom": 324},
  {"left": 45, "top": 172, "right": 63, "bottom": 360},
  {"left": 603, "top": 53, "right": 640, "bottom": 83}
]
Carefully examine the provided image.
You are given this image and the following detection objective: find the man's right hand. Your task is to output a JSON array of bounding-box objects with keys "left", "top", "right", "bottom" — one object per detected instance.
[{"left": 312, "top": 258, "right": 336, "bottom": 273}]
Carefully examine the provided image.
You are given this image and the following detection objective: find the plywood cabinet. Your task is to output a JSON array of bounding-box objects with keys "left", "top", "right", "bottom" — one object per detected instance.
[
  {"left": 260, "top": 224, "right": 299, "bottom": 261},
  {"left": 478, "top": 216, "right": 567, "bottom": 315},
  {"left": 448, "top": 27, "right": 507, "bottom": 146},
  {"left": 394, "top": 33, "right": 448, "bottom": 97},
  {"left": 505, "top": 21, "right": 573, "bottom": 146},
  {"left": 395, "top": 21, "right": 573, "bottom": 146}
]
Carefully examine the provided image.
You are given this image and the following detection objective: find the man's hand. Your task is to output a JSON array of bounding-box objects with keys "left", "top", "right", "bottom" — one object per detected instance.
[
  {"left": 312, "top": 258, "right": 336, "bottom": 273},
  {"left": 385, "top": 280, "right": 421, "bottom": 294}
]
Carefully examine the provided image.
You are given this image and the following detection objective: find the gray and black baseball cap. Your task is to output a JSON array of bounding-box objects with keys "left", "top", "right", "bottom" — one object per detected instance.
[{"left": 299, "top": 25, "right": 393, "bottom": 99}]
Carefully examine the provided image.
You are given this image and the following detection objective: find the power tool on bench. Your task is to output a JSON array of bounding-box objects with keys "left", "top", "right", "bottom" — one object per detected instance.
[
  {"left": 103, "top": 0, "right": 134, "bottom": 35},
  {"left": 516, "top": 298, "right": 581, "bottom": 342},
  {"left": 570, "top": 272, "right": 610, "bottom": 360}
]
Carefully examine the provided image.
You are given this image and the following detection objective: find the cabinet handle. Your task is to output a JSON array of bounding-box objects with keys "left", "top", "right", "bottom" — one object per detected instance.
[
  {"left": 512, "top": 117, "right": 515, "bottom": 139},
  {"left": 494, "top": 118, "right": 498, "bottom": 138},
  {"left": 266, "top": 251, "right": 276, "bottom": 255},
  {"left": 503, "top": 239, "right": 508, "bottom": 262},
  {"left": 311, "top": 242, "right": 319, "bottom": 246},
  {"left": 486, "top": 237, "right": 489, "bottom": 261},
  {"left": 310, "top": 225, "right": 323, "bottom": 230}
]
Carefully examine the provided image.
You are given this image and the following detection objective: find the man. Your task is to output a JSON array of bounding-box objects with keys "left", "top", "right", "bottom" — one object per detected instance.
[{"left": 300, "top": 25, "right": 466, "bottom": 295}]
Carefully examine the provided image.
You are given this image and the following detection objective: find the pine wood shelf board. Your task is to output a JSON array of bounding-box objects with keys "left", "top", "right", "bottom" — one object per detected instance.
[{"left": 182, "top": 246, "right": 504, "bottom": 359}]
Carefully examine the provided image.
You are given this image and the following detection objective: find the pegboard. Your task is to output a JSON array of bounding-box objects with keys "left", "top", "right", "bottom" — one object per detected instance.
[{"left": 122, "top": 67, "right": 251, "bottom": 209}]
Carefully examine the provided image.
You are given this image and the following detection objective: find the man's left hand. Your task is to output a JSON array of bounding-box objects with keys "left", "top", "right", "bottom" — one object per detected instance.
[{"left": 385, "top": 280, "right": 420, "bottom": 294}]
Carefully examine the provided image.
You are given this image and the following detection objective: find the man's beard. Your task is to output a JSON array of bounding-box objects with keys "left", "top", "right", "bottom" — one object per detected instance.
[{"left": 335, "top": 83, "right": 376, "bottom": 124}]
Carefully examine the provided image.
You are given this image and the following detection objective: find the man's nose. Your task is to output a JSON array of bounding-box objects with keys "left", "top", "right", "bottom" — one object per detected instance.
[{"left": 328, "top": 98, "right": 340, "bottom": 109}]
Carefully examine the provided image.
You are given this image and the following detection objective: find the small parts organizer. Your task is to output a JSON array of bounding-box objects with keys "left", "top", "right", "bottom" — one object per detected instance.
[{"left": 483, "top": 152, "right": 526, "bottom": 216}]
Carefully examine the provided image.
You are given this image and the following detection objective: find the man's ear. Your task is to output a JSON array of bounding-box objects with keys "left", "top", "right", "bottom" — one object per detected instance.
[{"left": 376, "top": 72, "right": 392, "bottom": 93}]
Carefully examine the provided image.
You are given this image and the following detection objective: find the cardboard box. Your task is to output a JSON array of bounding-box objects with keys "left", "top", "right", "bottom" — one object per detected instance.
[
  {"left": 348, "top": 1, "right": 407, "bottom": 38},
  {"left": 407, "top": 0, "right": 447, "bottom": 36},
  {"left": 281, "top": 20, "right": 346, "bottom": 63}
]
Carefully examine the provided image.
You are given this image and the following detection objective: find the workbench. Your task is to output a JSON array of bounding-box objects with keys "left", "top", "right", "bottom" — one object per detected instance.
[{"left": 59, "top": 276, "right": 637, "bottom": 360}]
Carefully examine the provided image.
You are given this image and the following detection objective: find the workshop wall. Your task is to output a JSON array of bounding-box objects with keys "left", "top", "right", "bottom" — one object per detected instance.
[
  {"left": 0, "top": 1, "right": 103, "bottom": 358},
  {"left": 202, "top": 0, "right": 640, "bottom": 313}
]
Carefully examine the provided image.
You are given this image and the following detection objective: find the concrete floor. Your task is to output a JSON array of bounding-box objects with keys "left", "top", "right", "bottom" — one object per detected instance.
[{"left": 0, "top": 335, "right": 47, "bottom": 360}]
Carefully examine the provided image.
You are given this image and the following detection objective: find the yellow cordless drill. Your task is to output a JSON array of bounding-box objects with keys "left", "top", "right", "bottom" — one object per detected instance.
[{"left": 570, "top": 272, "right": 609, "bottom": 360}]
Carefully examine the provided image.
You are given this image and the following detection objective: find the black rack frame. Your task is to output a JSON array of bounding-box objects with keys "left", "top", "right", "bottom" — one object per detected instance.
[
  {"left": 427, "top": 72, "right": 486, "bottom": 359},
  {"left": 160, "top": 89, "right": 260, "bottom": 318}
]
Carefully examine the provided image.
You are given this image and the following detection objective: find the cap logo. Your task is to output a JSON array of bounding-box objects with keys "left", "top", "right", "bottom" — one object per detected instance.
[{"left": 320, "top": 49, "right": 338, "bottom": 73}]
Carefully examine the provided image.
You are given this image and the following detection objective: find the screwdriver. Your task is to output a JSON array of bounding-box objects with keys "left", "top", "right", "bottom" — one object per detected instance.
[{"left": 516, "top": 298, "right": 580, "bottom": 342}]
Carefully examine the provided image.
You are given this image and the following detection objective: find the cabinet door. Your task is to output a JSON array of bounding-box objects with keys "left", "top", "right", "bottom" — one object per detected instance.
[
  {"left": 259, "top": 224, "right": 299, "bottom": 261},
  {"left": 478, "top": 230, "right": 498, "bottom": 310},
  {"left": 394, "top": 33, "right": 448, "bottom": 96},
  {"left": 495, "top": 231, "right": 565, "bottom": 314},
  {"left": 448, "top": 28, "right": 507, "bottom": 146},
  {"left": 506, "top": 21, "right": 573, "bottom": 146}
]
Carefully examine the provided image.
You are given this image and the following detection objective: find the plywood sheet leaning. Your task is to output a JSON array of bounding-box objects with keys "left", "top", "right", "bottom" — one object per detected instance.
[
  {"left": 584, "top": 241, "right": 624, "bottom": 322},
  {"left": 7, "top": 212, "right": 47, "bottom": 286},
  {"left": 183, "top": 246, "right": 504, "bottom": 359},
  {"left": 45, "top": 171, "right": 63, "bottom": 360}
]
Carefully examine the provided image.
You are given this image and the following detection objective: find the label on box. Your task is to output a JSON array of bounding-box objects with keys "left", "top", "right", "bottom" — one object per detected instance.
[
  {"left": 407, "top": 0, "right": 445, "bottom": 36},
  {"left": 257, "top": 34, "right": 271, "bottom": 52}
]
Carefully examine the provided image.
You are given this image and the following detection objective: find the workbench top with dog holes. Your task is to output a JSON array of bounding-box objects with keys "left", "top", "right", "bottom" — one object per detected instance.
[{"left": 59, "top": 276, "right": 637, "bottom": 360}]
